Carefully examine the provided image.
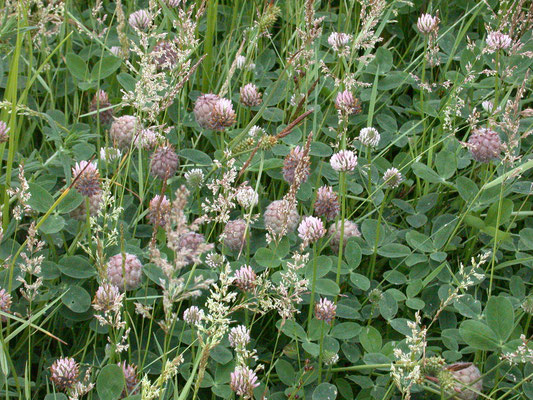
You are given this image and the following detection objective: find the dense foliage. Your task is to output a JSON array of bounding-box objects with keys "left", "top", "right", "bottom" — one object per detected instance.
[{"left": 0, "top": 0, "right": 532, "bottom": 399}]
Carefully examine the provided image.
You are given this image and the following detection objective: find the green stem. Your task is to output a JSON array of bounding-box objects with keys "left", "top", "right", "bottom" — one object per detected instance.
[
  {"left": 335, "top": 171, "right": 346, "bottom": 301},
  {"left": 307, "top": 243, "right": 318, "bottom": 332},
  {"left": 317, "top": 321, "right": 325, "bottom": 383},
  {"left": 202, "top": 0, "right": 218, "bottom": 92},
  {"left": 369, "top": 188, "right": 389, "bottom": 281}
]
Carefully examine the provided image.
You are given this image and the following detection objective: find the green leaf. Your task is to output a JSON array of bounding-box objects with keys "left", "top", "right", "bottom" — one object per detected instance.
[
  {"left": 179, "top": 149, "right": 212, "bottom": 165},
  {"left": 359, "top": 326, "right": 382, "bottom": 353},
  {"left": 97, "top": 364, "right": 125, "bottom": 400},
  {"left": 330, "top": 322, "right": 362, "bottom": 340},
  {"left": 210, "top": 345, "right": 233, "bottom": 364},
  {"left": 456, "top": 176, "right": 478, "bottom": 202},
  {"left": 459, "top": 320, "right": 499, "bottom": 350},
  {"left": 39, "top": 215, "right": 65, "bottom": 234},
  {"left": 262, "top": 107, "right": 284, "bottom": 122},
  {"left": 485, "top": 199, "right": 513, "bottom": 228},
  {"left": 66, "top": 53, "right": 89, "bottom": 81},
  {"left": 58, "top": 256, "right": 96, "bottom": 279},
  {"left": 519, "top": 228, "right": 533, "bottom": 250},
  {"left": 412, "top": 162, "right": 444, "bottom": 184},
  {"left": 254, "top": 248, "right": 280, "bottom": 269},
  {"left": 62, "top": 286, "right": 91, "bottom": 313},
  {"left": 117, "top": 72, "right": 136, "bottom": 92},
  {"left": 28, "top": 183, "right": 54, "bottom": 213},
  {"left": 275, "top": 359, "right": 296, "bottom": 386},
  {"left": 91, "top": 56, "right": 121, "bottom": 81},
  {"left": 378, "top": 243, "right": 411, "bottom": 258},
  {"left": 344, "top": 241, "right": 361, "bottom": 269},
  {"left": 435, "top": 150, "right": 457, "bottom": 179},
  {"left": 379, "top": 291, "right": 398, "bottom": 320},
  {"left": 278, "top": 319, "right": 306, "bottom": 340},
  {"left": 57, "top": 189, "right": 83, "bottom": 213},
  {"left": 313, "top": 383, "right": 338, "bottom": 400},
  {"left": 315, "top": 279, "right": 340, "bottom": 296},
  {"left": 350, "top": 273, "right": 370, "bottom": 291},
  {"left": 310, "top": 142, "right": 333, "bottom": 157},
  {"left": 405, "top": 231, "right": 434, "bottom": 253},
  {"left": 485, "top": 296, "right": 514, "bottom": 342},
  {"left": 44, "top": 395, "right": 68, "bottom": 400}
]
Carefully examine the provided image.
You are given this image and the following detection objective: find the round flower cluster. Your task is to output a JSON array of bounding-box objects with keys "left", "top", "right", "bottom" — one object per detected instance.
[
  {"left": 49, "top": 357, "right": 79, "bottom": 391},
  {"left": 92, "top": 283, "right": 121, "bottom": 313},
  {"left": 236, "top": 186, "right": 259, "bottom": 209},
  {"left": 228, "top": 325, "right": 251, "bottom": 348},
  {"left": 445, "top": 362, "right": 483, "bottom": 400},
  {"left": 129, "top": 9, "right": 152, "bottom": 30},
  {"left": 194, "top": 94, "right": 236, "bottom": 131},
  {"left": 233, "top": 265, "right": 257, "bottom": 291},
  {"left": 119, "top": 361, "right": 139, "bottom": 397},
  {"left": 178, "top": 232, "right": 206, "bottom": 265},
  {"left": 486, "top": 31, "right": 512, "bottom": 52},
  {"left": 148, "top": 195, "right": 171, "bottom": 226},
  {"left": 0, "top": 287, "right": 12, "bottom": 322},
  {"left": 240, "top": 83, "right": 262, "bottom": 107},
  {"left": 107, "top": 253, "right": 143, "bottom": 291},
  {"left": 0, "top": 121, "right": 10, "bottom": 143},
  {"left": 467, "top": 128, "right": 502, "bottom": 163},
  {"left": 185, "top": 168, "right": 205, "bottom": 189},
  {"left": 417, "top": 13, "right": 439, "bottom": 34},
  {"left": 264, "top": 200, "right": 300, "bottom": 236},
  {"left": 72, "top": 161, "right": 100, "bottom": 197},
  {"left": 314, "top": 186, "right": 340, "bottom": 221},
  {"left": 110, "top": 115, "right": 139, "bottom": 150},
  {"left": 223, "top": 219, "right": 247, "bottom": 252},
  {"left": 328, "top": 32, "right": 352, "bottom": 53},
  {"left": 150, "top": 145, "right": 180, "bottom": 179},
  {"left": 230, "top": 366, "right": 260, "bottom": 399},
  {"left": 335, "top": 90, "right": 361, "bottom": 115},
  {"left": 283, "top": 146, "right": 310, "bottom": 184},
  {"left": 315, "top": 297, "right": 337, "bottom": 324},
  {"left": 359, "top": 127, "right": 380, "bottom": 148},
  {"left": 330, "top": 150, "right": 357, "bottom": 172},
  {"left": 70, "top": 191, "right": 103, "bottom": 221},
  {"left": 152, "top": 40, "right": 178, "bottom": 69},
  {"left": 90, "top": 90, "right": 113, "bottom": 125},
  {"left": 298, "top": 216, "right": 326, "bottom": 245},
  {"left": 383, "top": 167, "right": 404, "bottom": 188},
  {"left": 183, "top": 306, "right": 205, "bottom": 325},
  {"left": 71, "top": 160, "right": 103, "bottom": 221},
  {"left": 328, "top": 220, "right": 361, "bottom": 253}
]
